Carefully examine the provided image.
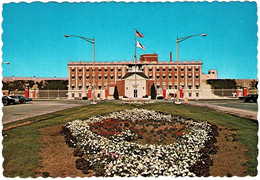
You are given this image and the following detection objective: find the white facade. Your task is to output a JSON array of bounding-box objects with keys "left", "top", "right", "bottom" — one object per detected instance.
[{"left": 124, "top": 74, "right": 147, "bottom": 98}]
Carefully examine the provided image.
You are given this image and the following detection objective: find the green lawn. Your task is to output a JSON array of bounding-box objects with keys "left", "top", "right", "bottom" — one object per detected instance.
[{"left": 2, "top": 102, "right": 258, "bottom": 177}]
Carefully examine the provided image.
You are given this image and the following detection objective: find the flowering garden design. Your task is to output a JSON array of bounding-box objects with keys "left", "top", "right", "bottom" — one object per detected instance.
[{"left": 61, "top": 108, "right": 218, "bottom": 177}]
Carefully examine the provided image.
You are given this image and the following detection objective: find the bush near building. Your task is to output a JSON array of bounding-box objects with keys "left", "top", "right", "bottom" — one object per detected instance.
[
  {"left": 206, "top": 79, "right": 237, "bottom": 89},
  {"left": 151, "top": 83, "right": 156, "bottom": 99},
  {"left": 2, "top": 80, "right": 68, "bottom": 91},
  {"left": 113, "top": 86, "right": 119, "bottom": 100}
]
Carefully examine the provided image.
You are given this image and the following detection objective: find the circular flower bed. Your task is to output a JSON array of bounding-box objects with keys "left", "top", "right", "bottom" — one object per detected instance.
[{"left": 61, "top": 108, "right": 218, "bottom": 177}]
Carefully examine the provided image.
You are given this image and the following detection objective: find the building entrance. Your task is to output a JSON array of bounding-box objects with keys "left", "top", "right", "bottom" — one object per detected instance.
[{"left": 134, "top": 89, "right": 138, "bottom": 98}]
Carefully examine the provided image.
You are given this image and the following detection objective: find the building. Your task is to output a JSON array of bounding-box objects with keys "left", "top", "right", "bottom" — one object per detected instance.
[{"left": 67, "top": 53, "right": 204, "bottom": 99}]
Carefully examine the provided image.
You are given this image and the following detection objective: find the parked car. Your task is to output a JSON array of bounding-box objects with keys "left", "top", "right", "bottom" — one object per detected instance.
[
  {"left": 82, "top": 97, "right": 88, "bottom": 100},
  {"left": 24, "top": 97, "right": 32, "bottom": 102},
  {"left": 243, "top": 94, "right": 258, "bottom": 103},
  {"left": 2, "top": 96, "right": 16, "bottom": 106},
  {"left": 10, "top": 95, "right": 26, "bottom": 104},
  {"left": 157, "top": 95, "right": 164, "bottom": 100}
]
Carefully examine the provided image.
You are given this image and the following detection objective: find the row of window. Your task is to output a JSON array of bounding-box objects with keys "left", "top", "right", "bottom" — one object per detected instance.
[
  {"left": 71, "top": 84, "right": 200, "bottom": 90},
  {"left": 71, "top": 74, "right": 200, "bottom": 80},
  {"left": 71, "top": 67, "right": 200, "bottom": 72}
]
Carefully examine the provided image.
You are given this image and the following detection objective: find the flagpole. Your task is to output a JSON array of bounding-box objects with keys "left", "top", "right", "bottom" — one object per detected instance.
[{"left": 134, "top": 28, "right": 137, "bottom": 98}]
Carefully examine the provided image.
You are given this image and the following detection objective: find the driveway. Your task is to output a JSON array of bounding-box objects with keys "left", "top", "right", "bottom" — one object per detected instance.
[
  {"left": 188, "top": 100, "right": 258, "bottom": 121},
  {"left": 2, "top": 100, "right": 90, "bottom": 125}
]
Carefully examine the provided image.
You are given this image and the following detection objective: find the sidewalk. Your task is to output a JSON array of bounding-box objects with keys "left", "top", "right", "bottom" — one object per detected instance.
[{"left": 188, "top": 101, "right": 258, "bottom": 122}]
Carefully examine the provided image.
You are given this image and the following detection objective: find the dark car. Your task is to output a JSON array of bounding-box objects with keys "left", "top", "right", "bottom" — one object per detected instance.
[
  {"left": 82, "top": 97, "right": 88, "bottom": 100},
  {"left": 243, "top": 94, "right": 258, "bottom": 103},
  {"left": 24, "top": 97, "right": 32, "bottom": 102},
  {"left": 10, "top": 95, "right": 26, "bottom": 104},
  {"left": 2, "top": 96, "right": 16, "bottom": 106}
]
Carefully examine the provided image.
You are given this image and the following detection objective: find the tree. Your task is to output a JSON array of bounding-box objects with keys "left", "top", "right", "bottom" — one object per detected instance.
[
  {"left": 113, "top": 86, "right": 119, "bottom": 100},
  {"left": 151, "top": 83, "right": 156, "bottom": 99},
  {"left": 249, "top": 79, "right": 258, "bottom": 90}
]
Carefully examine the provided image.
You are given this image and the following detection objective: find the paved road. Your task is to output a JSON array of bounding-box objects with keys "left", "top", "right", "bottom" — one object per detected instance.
[
  {"left": 188, "top": 100, "right": 258, "bottom": 121},
  {"left": 2, "top": 100, "right": 90, "bottom": 125}
]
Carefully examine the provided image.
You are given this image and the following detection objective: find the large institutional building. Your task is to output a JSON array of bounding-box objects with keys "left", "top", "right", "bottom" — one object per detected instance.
[{"left": 67, "top": 53, "right": 210, "bottom": 100}]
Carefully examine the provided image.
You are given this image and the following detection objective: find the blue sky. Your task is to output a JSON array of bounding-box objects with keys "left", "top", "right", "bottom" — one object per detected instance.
[{"left": 2, "top": 1, "right": 258, "bottom": 79}]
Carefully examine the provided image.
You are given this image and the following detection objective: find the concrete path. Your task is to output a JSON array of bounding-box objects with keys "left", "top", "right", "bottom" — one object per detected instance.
[
  {"left": 188, "top": 101, "right": 258, "bottom": 121},
  {"left": 2, "top": 100, "right": 90, "bottom": 125}
]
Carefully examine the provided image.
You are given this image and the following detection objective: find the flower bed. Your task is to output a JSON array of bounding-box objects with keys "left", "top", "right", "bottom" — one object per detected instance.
[{"left": 61, "top": 108, "right": 218, "bottom": 177}]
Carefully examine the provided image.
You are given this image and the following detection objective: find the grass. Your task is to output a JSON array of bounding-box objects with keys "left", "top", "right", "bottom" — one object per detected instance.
[{"left": 2, "top": 101, "right": 258, "bottom": 177}]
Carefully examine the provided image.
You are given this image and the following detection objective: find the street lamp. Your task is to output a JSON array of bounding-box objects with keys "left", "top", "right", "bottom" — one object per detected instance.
[
  {"left": 176, "top": 33, "right": 206, "bottom": 101},
  {"left": 2, "top": 62, "right": 10, "bottom": 65},
  {"left": 65, "top": 34, "right": 96, "bottom": 104}
]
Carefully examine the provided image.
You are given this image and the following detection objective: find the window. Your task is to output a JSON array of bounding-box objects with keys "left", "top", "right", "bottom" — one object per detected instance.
[
  {"left": 72, "top": 93, "right": 74, "bottom": 98},
  {"left": 181, "top": 68, "right": 184, "bottom": 72},
  {"left": 188, "top": 68, "right": 192, "bottom": 72},
  {"left": 189, "top": 93, "right": 192, "bottom": 97},
  {"left": 196, "top": 85, "right": 199, "bottom": 89},
  {"left": 169, "top": 75, "right": 172, "bottom": 79},
  {"left": 175, "top": 75, "right": 177, "bottom": 79},
  {"left": 72, "top": 85, "right": 75, "bottom": 90},
  {"left": 157, "top": 68, "right": 160, "bottom": 72},
  {"left": 79, "top": 69, "right": 82, "bottom": 72},
  {"left": 168, "top": 68, "right": 172, "bottom": 72},
  {"left": 98, "top": 76, "right": 102, "bottom": 80},
  {"left": 156, "top": 75, "right": 160, "bottom": 79},
  {"left": 196, "top": 68, "right": 199, "bottom": 71},
  {"left": 118, "top": 68, "right": 121, "bottom": 72},
  {"left": 163, "top": 75, "right": 166, "bottom": 79},
  {"left": 111, "top": 76, "right": 114, "bottom": 79},
  {"left": 118, "top": 76, "right": 121, "bottom": 79},
  {"left": 175, "top": 68, "right": 177, "bottom": 72},
  {"left": 157, "top": 85, "right": 160, "bottom": 89},
  {"left": 79, "top": 86, "right": 82, "bottom": 90},
  {"left": 188, "top": 85, "right": 192, "bottom": 89},
  {"left": 169, "top": 85, "right": 172, "bottom": 89},
  {"left": 149, "top": 68, "right": 152, "bottom": 72},
  {"left": 86, "top": 85, "right": 89, "bottom": 89},
  {"left": 134, "top": 89, "right": 138, "bottom": 98},
  {"left": 175, "top": 85, "right": 177, "bottom": 89},
  {"left": 181, "top": 75, "right": 184, "bottom": 79},
  {"left": 72, "top": 76, "right": 75, "bottom": 80},
  {"left": 149, "top": 75, "right": 152, "bottom": 79},
  {"left": 98, "top": 86, "right": 102, "bottom": 90},
  {"left": 188, "top": 75, "right": 192, "bottom": 79},
  {"left": 98, "top": 69, "right": 102, "bottom": 72},
  {"left": 86, "top": 68, "right": 89, "bottom": 72},
  {"left": 79, "top": 93, "right": 81, "bottom": 97},
  {"left": 163, "top": 68, "right": 166, "bottom": 72},
  {"left": 196, "top": 75, "right": 199, "bottom": 79},
  {"left": 71, "top": 69, "right": 75, "bottom": 72},
  {"left": 110, "top": 68, "right": 114, "bottom": 72},
  {"left": 105, "top": 76, "right": 108, "bottom": 80},
  {"left": 79, "top": 76, "right": 82, "bottom": 80},
  {"left": 196, "top": 92, "right": 199, "bottom": 97},
  {"left": 104, "top": 69, "right": 107, "bottom": 72}
]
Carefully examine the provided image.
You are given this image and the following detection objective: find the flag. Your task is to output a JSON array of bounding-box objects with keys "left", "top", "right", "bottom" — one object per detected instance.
[
  {"left": 135, "top": 29, "right": 144, "bottom": 37},
  {"left": 136, "top": 40, "right": 145, "bottom": 50}
]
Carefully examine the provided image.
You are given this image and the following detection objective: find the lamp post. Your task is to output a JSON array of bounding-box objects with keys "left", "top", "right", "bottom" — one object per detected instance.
[
  {"left": 65, "top": 34, "right": 96, "bottom": 104},
  {"left": 176, "top": 33, "right": 206, "bottom": 101},
  {"left": 2, "top": 62, "right": 10, "bottom": 65}
]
